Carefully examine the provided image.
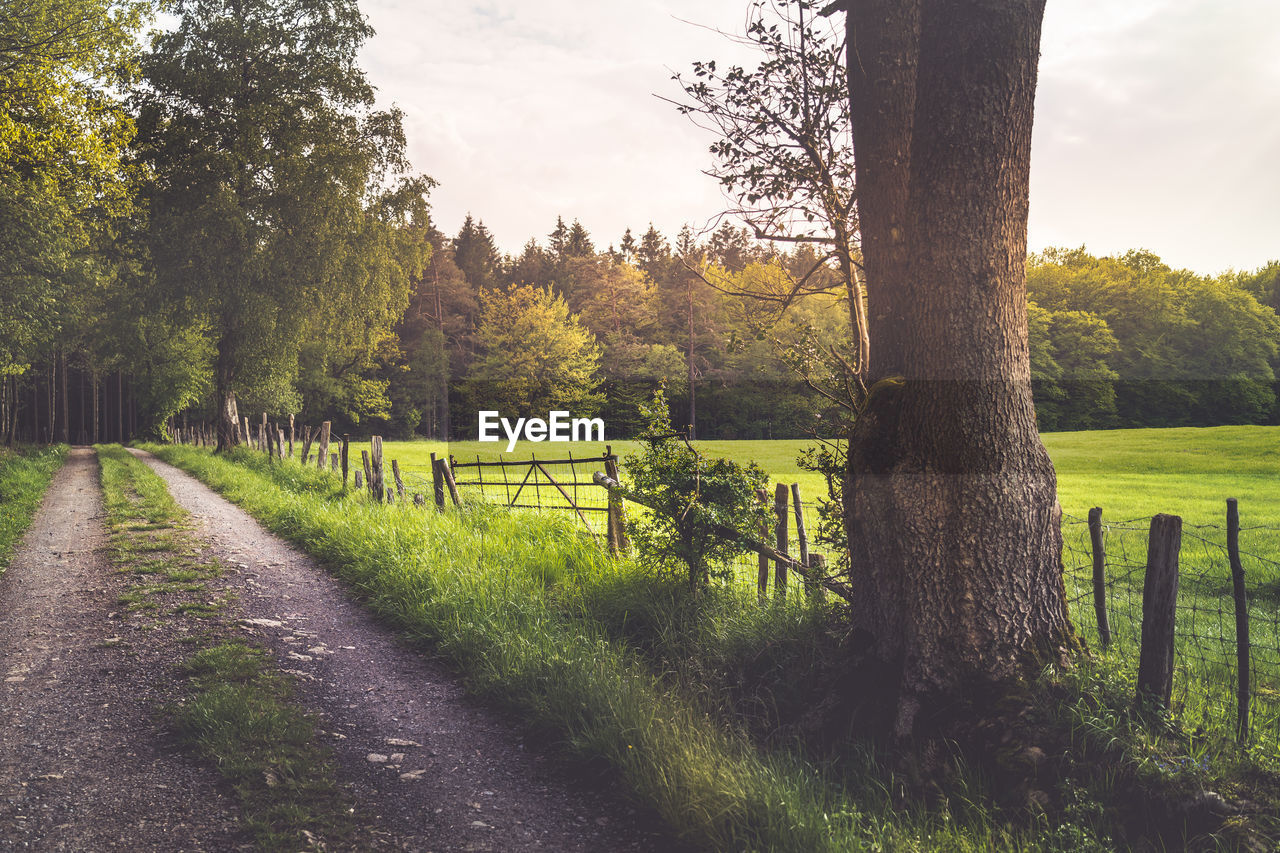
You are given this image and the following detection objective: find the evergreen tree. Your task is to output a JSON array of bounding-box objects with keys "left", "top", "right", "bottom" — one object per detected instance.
[{"left": 454, "top": 214, "right": 503, "bottom": 291}]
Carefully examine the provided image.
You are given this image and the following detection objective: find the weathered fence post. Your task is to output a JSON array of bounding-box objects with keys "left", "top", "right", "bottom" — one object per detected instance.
[
  {"left": 1227, "top": 498, "right": 1251, "bottom": 743},
  {"left": 756, "top": 487, "right": 770, "bottom": 603},
  {"left": 242, "top": 417, "right": 251, "bottom": 449},
  {"left": 430, "top": 453, "right": 445, "bottom": 509},
  {"left": 288, "top": 414, "right": 295, "bottom": 458},
  {"left": 1088, "top": 507, "right": 1111, "bottom": 648},
  {"left": 808, "top": 553, "right": 827, "bottom": 602},
  {"left": 441, "top": 459, "right": 461, "bottom": 507},
  {"left": 341, "top": 434, "right": 350, "bottom": 489},
  {"left": 316, "top": 421, "right": 331, "bottom": 471},
  {"left": 1136, "top": 513, "right": 1182, "bottom": 713},
  {"left": 330, "top": 453, "right": 338, "bottom": 472},
  {"left": 355, "top": 470, "right": 363, "bottom": 490},
  {"left": 413, "top": 493, "right": 425, "bottom": 507},
  {"left": 277, "top": 428, "right": 286, "bottom": 461},
  {"left": 300, "top": 425, "right": 313, "bottom": 465},
  {"left": 774, "top": 483, "right": 789, "bottom": 599},
  {"left": 604, "top": 451, "right": 628, "bottom": 555},
  {"left": 260, "top": 412, "right": 267, "bottom": 450},
  {"left": 791, "top": 483, "right": 811, "bottom": 596},
  {"left": 361, "top": 450, "right": 372, "bottom": 496},
  {"left": 391, "top": 459, "right": 405, "bottom": 502},
  {"left": 370, "top": 436, "right": 384, "bottom": 501}
]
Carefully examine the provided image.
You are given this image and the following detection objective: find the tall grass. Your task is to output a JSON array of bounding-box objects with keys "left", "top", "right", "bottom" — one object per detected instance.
[
  {"left": 146, "top": 444, "right": 1111, "bottom": 852},
  {"left": 0, "top": 444, "right": 67, "bottom": 572}
]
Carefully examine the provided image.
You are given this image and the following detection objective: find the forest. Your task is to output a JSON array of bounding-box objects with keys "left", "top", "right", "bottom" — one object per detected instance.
[{"left": 3, "top": 0, "right": 1278, "bottom": 447}]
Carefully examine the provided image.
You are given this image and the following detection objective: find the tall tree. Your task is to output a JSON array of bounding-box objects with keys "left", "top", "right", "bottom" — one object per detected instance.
[
  {"left": 0, "top": 0, "right": 145, "bottom": 403},
  {"left": 466, "top": 284, "right": 602, "bottom": 423},
  {"left": 135, "top": 0, "right": 431, "bottom": 449},
  {"left": 839, "top": 0, "right": 1072, "bottom": 741}
]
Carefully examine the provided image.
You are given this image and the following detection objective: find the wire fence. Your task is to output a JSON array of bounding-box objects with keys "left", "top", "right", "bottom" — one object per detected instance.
[
  {"left": 1062, "top": 511, "right": 1280, "bottom": 748},
  {"left": 172, "top": 423, "right": 1280, "bottom": 746}
]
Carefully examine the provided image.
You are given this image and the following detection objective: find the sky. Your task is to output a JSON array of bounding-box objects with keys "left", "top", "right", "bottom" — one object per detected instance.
[{"left": 356, "top": 1, "right": 1280, "bottom": 276}]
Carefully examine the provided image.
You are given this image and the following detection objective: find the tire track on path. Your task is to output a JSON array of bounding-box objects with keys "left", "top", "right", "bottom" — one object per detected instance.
[
  {"left": 0, "top": 448, "right": 245, "bottom": 851},
  {"left": 131, "top": 448, "right": 673, "bottom": 853}
]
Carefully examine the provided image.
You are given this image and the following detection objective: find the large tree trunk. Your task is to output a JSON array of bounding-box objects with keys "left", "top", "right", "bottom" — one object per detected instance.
[
  {"left": 215, "top": 347, "right": 240, "bottom": 452},
  {"left": 843, "top": 0, "right": 1071, "bottom": 741}
]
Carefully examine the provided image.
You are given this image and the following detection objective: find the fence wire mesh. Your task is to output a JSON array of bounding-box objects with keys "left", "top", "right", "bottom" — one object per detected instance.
[{"left": 1062, "top": 512, "right": 1280, "bottom": 748}]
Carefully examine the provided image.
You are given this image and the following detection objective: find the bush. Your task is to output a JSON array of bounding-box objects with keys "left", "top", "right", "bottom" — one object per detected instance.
[{"left": 625, "top": 390, "right": 771, "bottom": 587}]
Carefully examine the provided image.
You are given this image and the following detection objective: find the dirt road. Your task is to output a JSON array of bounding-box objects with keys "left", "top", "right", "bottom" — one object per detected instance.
[{"left": 0, "top": 447, "right": 673, "bottom": 851}]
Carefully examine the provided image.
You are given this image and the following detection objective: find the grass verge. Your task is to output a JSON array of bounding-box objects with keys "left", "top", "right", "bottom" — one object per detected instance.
[
  {"left": 146, "top": 443, "right": 1147, "bottom": 852},
  {"left": 95, "top": 445, "right": 353, "bottom": 850},
  {"left": 0, "top": 444, "right": 67, "bottom": 571}
]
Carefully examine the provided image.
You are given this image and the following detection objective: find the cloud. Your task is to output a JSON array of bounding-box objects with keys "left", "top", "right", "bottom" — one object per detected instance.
[
  {"left": 1032, "top": 0, "right": 1280, "bottom": 273},
  {"left": 359, "top": 0, "right": 1280, "bottom": 274}
]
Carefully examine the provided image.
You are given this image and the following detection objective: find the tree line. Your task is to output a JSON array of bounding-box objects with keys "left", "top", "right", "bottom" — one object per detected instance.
[{"left": 2, "top": 0, "right": 1277, "bottom": 448}]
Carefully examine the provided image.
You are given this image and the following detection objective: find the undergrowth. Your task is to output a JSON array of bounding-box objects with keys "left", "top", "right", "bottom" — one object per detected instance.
[
  {"left": 143, "top": 443, "right": 1189, "bottom": 852},
  {"left": 0, "top": 444, "right": 67, "bottom": 571}
]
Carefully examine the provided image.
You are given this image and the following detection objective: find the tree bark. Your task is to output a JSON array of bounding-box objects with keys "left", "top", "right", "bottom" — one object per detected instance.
[
  {"left": 843, "top": 0, "right": 1070, "bottom": 741},
  {"left": 215, "top": 348, "right": 240, "bottom": 451}
]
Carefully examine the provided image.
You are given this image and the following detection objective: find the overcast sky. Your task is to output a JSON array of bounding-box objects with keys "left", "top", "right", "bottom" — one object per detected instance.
[{"left": 357, "top": 1, "right": 1280, "bottom": 276}]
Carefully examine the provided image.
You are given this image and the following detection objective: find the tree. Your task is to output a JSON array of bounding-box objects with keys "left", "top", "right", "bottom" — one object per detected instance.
[
  {"left": 135, "top": 0, "right": 431, "bottom": 449},
  {"left": 838, "top": 0, "right": 1071, "bottom": 742},
  {"left": 454, "top": 214, "right": 503, "bottom": 290},
  {"left": 673, "top": 0, "right": 869, "bottom": 386},
  {"left": 0, "top": 0, "right": 145, "bottom": 404},
  {"left": 466, "top": 284, "right": 602, "bottom": 423}
]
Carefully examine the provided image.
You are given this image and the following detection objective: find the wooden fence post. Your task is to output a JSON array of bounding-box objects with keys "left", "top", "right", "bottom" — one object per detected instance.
[
  {"left": 774, "top": 483, "right": 789, "bottom": 599},
  {"left": 355, "top": 470, "right": 363, "bottom": 490},
  {"left": 413, "top": 493, "right": 425, "bottom": 507},
  {"left": 1136, "top": 514, "right": 1182, "bottom": 713},
  {"left": 277, "top": 428, "right": 286, "bottom": 461},
  {"left": 316, "top": 421, "right": 331, "bottom": 471},
  {"left": 430, "top": 453, "right": 445, "bottom": 509},
  {"left": 300, "top": 425, "right": 313, "bottom": 465},
  {"left": 330, "top": 453, "right": 338, "bottom": 472},
  {"left": 1227, "top": 498, "right": 1251, "bottom": 743},
  {"left": 809, "top": 553, "right": 827, "bottom": 602},
  {"left": 392, "top": 459, "right": 405, "bottom": 502},
  {"left": 756, "top": 487, "right": 770, "bottom": 603},
  {"left": 260, "top": 412, "right": 267, "bottom": 450},
  {"left": 341, "top": 434, "right": 350, "bottom": 489},
  {"left": 791, "top": 483, "right": 811, "bottom": 595},
  {"left": 288, "top": 414, "right": 295, "bottom": 458},
  {"left": 441, "top": 459, "right": 461, "bottom": 507},
  {"left": 1088, "top": 507, "right": 1111, "bottom": 648},
  {"left": 370, "top": 436, "right": 384, "bottom": 501},
  {"left": 604, "top": 452, "right": 628, "bottom": 555},
  {"left": 361, "top": 450, "right": 372, "bottom": 496}
]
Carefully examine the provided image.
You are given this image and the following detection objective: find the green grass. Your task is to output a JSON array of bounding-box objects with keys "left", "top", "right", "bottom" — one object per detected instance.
[
  {"left": 148, "top": 442, "right": 1131, "bottom": 852},
  {"left": 356, "top": 428, "right": 1280, "bottom": 745},
  {"left": 356, "top": 425, "right": 1280, "bottom": 526},
  {"left": 170, "top": 642, "right": 353, "bottom": 849},
  {"left": 95, "top": 445, "right": 354, "bottom": 849},
  {"left": 0, "top": 444, "right": 67, "bottom": 571}
]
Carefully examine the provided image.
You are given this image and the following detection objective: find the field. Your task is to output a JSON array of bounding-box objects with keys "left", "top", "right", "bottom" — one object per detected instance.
[
  {"left": 337, "top": 424, "right": 1280, "bottom": 527},
  {"left": 341, "top": 426, "right": 1280, "bottom": 745}
]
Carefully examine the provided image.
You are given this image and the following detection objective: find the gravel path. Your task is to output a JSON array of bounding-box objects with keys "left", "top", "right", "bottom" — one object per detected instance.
[
  {"left": 0, "top": 448, "right": 247, "bottom": 851},
  {"left": 130, "top": 449, "right": 674, "bottom": 852}
]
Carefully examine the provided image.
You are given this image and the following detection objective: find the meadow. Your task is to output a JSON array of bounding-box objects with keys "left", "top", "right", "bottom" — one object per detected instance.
[
  {"left": 348, "top": 424, "right": 1280, "bottom": 529},
  {"left": 149, "top": 426, "right": 1280, "bottom": 849},
  {"left": 343, "top": 425, "right": 1280, "bottom": 747}
]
